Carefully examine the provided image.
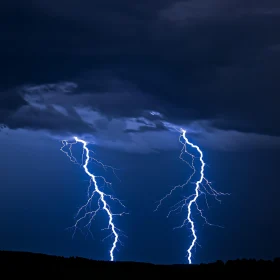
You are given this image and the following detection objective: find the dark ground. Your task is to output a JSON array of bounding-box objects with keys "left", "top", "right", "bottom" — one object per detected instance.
[{"left": 0, "top": 251, "right": 279, "bottom": 277}]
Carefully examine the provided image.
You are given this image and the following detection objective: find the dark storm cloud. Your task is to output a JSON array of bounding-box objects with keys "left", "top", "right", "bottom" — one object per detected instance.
[
  {"left": 1, "top": 0, "right": 280, "bottom": 151},
  {"left": 124, "top": 122, "right": 168, "bottom": 134},
  {"left": 1, "top": 81, "right": 280, "bottom": 153},
  {"left": 0, "top": 82, "right": 174, "bottom": 152},
  {"left": 0, "top": 89, "right": 27, "bottom": 111},
  {"left": 6, "top": 104, "right": 95, "bottom": 134}
]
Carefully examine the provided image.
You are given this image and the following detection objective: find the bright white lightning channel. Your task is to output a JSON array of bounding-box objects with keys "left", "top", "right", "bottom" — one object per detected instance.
[
  {"left": 60, "top": 137, "right": 128, "bottom": 261},
  {"left": 155, "top": 128, "right": 229, "bottom": 264}
]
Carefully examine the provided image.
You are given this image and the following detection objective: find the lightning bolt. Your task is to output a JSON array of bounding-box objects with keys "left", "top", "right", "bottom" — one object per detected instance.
[
  {"left": 60, "top": 137, "right": 128, "bottom": 261},
  {"left": 155, "top": 128, "right": 229, "bottom": 264}
]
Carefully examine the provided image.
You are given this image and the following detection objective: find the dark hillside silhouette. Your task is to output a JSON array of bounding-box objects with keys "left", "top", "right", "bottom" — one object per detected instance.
[{"left": 0, "top": 251, "right": 279, "bottom": 277}]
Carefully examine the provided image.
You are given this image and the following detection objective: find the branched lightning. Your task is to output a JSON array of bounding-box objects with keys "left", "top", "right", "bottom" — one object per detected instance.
[
  {"left": 155, "top": 128, "right": 229, "bottom": 264},
  {"left": 60, "top": 137, "right": 128, "bottom": 261}
]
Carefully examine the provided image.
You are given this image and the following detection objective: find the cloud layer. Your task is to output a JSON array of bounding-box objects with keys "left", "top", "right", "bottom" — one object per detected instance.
[
  {"left": 1, "top": 0, "right": 280, "bottom": 152},
  {"left": 1, "top": 80, "right": 280, "bottom": 153}
]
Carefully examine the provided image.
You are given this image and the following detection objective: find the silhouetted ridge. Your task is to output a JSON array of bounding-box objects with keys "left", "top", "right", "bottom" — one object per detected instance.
[{"left": 0, "top": 251, "right": 279, "bottom": 276}]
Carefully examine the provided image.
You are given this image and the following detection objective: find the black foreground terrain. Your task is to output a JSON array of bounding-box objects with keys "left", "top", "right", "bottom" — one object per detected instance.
[{"left": 0, "top": 250, "right": 279, "bottom": 277}]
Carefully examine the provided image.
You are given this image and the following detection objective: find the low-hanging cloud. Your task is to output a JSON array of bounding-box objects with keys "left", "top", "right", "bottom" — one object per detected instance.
[{"left": 1, "top": 81, "right": 280, "bottom": 153}]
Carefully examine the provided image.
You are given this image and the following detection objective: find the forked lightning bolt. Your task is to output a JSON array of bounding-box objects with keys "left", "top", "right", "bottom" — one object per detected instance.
[
  {"left": 155, "top": 128, "right": 229, "bottom": 264},
  {"left": 60, "top": 137, "right": 128, "bottom": 261}
]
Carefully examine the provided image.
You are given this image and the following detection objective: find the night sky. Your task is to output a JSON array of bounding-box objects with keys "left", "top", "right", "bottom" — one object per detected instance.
[{"left": 1, "top": 0, "right": 280, "bottom": 265}]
